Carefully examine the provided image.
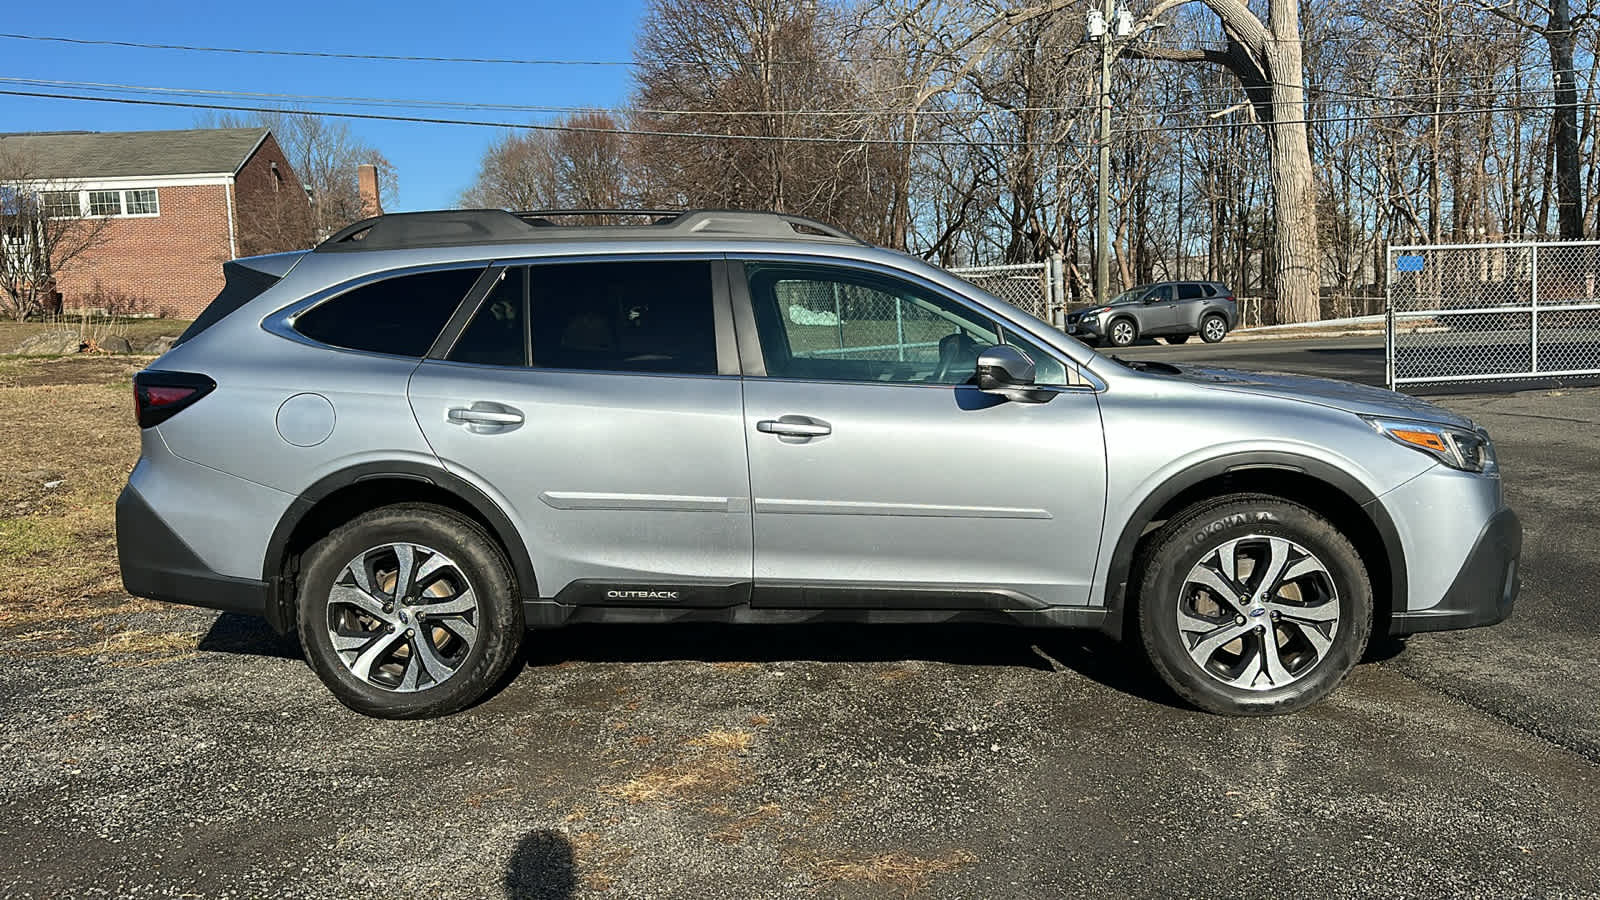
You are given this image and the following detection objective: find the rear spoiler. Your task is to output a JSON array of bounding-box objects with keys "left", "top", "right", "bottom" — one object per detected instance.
[{"left": 173, "top": 252, "right": 306, "bottom": 347}]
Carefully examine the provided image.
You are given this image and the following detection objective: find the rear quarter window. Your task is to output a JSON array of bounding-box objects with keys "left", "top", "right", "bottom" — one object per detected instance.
[{"left": 294, "top": 267, "right": 485, "bottom": 357}]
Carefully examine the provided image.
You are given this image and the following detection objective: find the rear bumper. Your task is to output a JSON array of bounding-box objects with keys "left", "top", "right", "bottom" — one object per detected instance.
[
  {"left": 1390, "top": 507, "right": 1521, "bottom": 635},
  {"left": 116, "top": 484, "right": 271, "bottom": 619}
]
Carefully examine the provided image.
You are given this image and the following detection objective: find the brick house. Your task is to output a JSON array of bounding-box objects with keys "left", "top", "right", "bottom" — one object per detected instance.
[{"left": 0, "top": 127, "right": 310, "bottom": 318}]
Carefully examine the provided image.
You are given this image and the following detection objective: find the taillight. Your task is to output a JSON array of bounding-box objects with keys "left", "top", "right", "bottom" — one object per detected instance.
[{"left": 133, "top": 371, "right": 216, "bottom": 428}]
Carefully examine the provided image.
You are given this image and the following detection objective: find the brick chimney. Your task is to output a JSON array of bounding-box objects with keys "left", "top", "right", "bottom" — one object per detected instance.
[{"left": 357, "top": 164, "right": 383, "bottom": 218}]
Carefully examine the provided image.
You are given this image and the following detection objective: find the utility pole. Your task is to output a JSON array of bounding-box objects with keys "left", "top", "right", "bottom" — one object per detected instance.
[{"left": 1089, "top": 1, "right": 1131, "bottom": 304}]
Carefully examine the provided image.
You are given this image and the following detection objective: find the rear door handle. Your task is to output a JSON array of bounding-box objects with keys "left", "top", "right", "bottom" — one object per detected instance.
[
  {"left": 757, "top": 416, "right": 831, "bottom": 439},
  {"left": 447, "top": 403, "right": 524, "bottom": 432}
]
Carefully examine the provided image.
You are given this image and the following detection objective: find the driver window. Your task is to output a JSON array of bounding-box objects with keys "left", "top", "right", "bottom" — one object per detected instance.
[
  {"left": 746, "top": 263, "right": 999, "bottom": 384},
  {"left": 1148, "top": 285, "right": 1174, "bottom": 303}
]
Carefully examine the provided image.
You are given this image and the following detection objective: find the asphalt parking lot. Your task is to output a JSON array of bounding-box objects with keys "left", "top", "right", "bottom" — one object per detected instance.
[{"left": 4, "top": 337, "right": 1600, "bottom": 899}]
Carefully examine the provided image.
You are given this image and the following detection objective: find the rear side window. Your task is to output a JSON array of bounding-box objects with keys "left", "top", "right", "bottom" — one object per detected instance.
[
  {"left": 528, "top": 260, "right": 717, "bottom": 375},
  {"left": 295, "top": 267, "right": 484, "bottom": 357},
  {"left": 1177, "top": 284, "right": 1205, "bottom": 300}
]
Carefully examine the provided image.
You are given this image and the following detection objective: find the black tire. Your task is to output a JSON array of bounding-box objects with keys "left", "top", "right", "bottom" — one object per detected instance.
[
  {"left": 1164, "top": 334, "right": 1190, "bottom": 345},
  {"left": 1200, "top": 314, "right": 1228, "bottom": 343},
  {"left": 1134, "top": 494, "right": 1372, "bottom": 716},
  {"left": 1107, "top": 317, "right": 1138, "bottom": 347},
  {"left": 296, "top": 503, "right": 524, "bottom": 719}
]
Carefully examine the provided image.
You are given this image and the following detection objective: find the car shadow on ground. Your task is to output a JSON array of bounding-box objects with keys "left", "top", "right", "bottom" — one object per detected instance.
[
  {"left": 503, "top": 829, "right": 577, "bottom": 900},
  {"left": 522, "top": 622, "right": 1190, "bottom": 711},
  {"left": 196, "top": 614, "right": 1408, "bottom": 714},
  {"left": 196, "top": 612, "right": 303, "bottom": 660}
]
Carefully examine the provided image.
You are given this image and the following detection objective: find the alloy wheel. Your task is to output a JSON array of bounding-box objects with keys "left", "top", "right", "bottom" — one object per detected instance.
[
  {"left": 325, "top": 542, "right": 480, "bottom": 692},
  {"left": 1204, "top": 317, "right": 1226, "bottom": 341},
  {"left": 1112, "top": 321, "right": 1135, "bottom": 345},
  {"left": 1175, "top": 535, "right": 1340, "bottom": 691}
]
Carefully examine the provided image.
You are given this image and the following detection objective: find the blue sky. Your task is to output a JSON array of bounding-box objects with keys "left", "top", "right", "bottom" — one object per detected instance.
[{"left": 0, "top": 0, "right": 649, "bottom": 209}]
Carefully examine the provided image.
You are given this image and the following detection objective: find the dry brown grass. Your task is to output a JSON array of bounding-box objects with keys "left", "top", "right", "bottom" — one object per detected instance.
[
  {"left": 603, "top": 728, "right": 756, "bottom": 803},
  {"left": 0, "top": 357, "right": 149, "bottom": 637},
  {"left": 710, "top": 802, "right": 782, "bottom": 845},
  {"left": 809, "top": 849, "right": 978, "bottom": 898},
  {"left": 0, "top": 318, "right": 187, "bottom": 355},
  {"left": 687, "top": 728, "right": 754, "bottom": 752},
  {"left": 602, "top": 753, "right": 746, "bottom": 804},
  {"left": 24, "top": 625, "right": 202, "bottom": 666}
]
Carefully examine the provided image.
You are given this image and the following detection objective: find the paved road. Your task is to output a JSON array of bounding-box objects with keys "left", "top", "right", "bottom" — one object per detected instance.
[
  {"left": 4, "top": 340, "right": 1600, "bottom": 898},
  {"left": 1116, "top": 335, "right": 1389, "bottom": 385},
  {"left": 1115, "top": 332, "right": 1600, "bottom": 393}
]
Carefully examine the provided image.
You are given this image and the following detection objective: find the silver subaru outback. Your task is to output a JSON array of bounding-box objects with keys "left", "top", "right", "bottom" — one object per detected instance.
[{"left": 116, "top": 209, "right": 1520, "bottom": 719}]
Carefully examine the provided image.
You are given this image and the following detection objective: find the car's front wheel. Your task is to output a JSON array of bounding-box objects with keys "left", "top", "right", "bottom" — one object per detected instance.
[
  {"left": 1108, "top": 318, "right": 1138, "bottom": 347},
  {"left": 296, "top": 504, "right": 524, "bottom": 719},
  {"left": 1135, "top": 495, "right": 1372, "bottom": 716}
]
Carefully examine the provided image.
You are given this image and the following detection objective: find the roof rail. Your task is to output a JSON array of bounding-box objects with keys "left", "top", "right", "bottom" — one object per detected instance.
[
  {"left": 314, "top": 207, "right": 865, "bottom": 253},
  {"left": 516, "top": 209, "right": 682, "bottom": 225},
  {"left": 317, "top": 209, "right": 539, "bottom": 252}
]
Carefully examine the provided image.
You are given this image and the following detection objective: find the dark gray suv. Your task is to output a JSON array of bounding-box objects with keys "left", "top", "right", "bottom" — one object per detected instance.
[{"left": 1068, "top": 281, "right": 1238, "bottom": 347}]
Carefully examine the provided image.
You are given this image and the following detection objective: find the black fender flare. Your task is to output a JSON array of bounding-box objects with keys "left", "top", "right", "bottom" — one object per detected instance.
[
  {"left": 262, "top": 461, "right": 538, "bottom": 608},
  {"left": 1100, "top": 450, "right": 1406, "bottom": 634}
]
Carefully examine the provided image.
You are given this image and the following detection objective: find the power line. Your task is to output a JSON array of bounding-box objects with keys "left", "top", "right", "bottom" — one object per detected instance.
[
  {"left": 0, "top": 88, "right": 1100, "bottom": 148},
  {"left": 0, "top": 86, "right": 1589, "bottom": 146},
  {"left": 0, "top": 31, "right": 637, "bottom": 67},
  {"left": 0, "top": 75, "right": 1577, "bottom": 128}
]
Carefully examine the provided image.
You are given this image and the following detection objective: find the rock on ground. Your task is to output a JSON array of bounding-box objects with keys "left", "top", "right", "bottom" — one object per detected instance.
[{"left": 13, "top": 330, "right": 84, "bottom": 355}]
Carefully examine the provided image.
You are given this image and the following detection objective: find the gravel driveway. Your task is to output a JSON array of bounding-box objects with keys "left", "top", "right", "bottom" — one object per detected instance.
[{"left": 3, "top": 355, "right": 1598, "bottom": 899}]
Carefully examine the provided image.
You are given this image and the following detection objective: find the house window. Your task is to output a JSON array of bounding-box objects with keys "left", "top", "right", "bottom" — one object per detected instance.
[
  {"left": 41, "top": 191, "right": 80, "bottom": 218},
  {"left": 124, "top": 189, "right": 159, "bottom": 215},
  {"left": 88, "top": 190, "right": 123, "bottom": 216}
]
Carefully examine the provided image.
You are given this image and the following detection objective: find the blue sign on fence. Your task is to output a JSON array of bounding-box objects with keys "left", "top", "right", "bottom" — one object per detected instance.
[{"left": 1395, "top": 254, "right": 1426, "bottom": 272}]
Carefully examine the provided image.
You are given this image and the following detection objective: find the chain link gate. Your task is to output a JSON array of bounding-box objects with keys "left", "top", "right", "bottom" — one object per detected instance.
[
  {"left": 949, "top": 260, "right": 1066, "bottom": 326},
  {"left": 1387, "top": 240, "right": 1600, "bottom": 388}
]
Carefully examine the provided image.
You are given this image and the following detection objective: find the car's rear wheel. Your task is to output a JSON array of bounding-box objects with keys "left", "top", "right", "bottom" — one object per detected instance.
[
  {"left": 296, "top": 504, "right": 523, "bottom": 719},
  {"left": 1201, "top": 314, "right": 1228, "bottom": 343},
  {"left": 1108, "top": 318, "right": 1138, "bottom": 347},
  {"left": 1135, "top": 495, "right": 1372, "bottom": 716},
  {"left": 1165, "top": 334, "right": 1190, "bottom": 345}
]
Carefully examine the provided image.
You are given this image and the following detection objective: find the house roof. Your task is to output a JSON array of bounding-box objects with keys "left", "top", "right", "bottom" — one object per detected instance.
[{"left": 0, "top": 127, "right": 270, "bottom": 179}]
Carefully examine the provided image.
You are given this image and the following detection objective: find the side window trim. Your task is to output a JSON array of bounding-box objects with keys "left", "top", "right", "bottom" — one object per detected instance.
[{"left": 427, "top": 264, "right": 510, "bottom": 360}]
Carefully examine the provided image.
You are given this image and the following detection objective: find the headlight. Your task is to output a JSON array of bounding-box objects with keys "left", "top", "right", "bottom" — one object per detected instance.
[{"left": 1364, "top": 416, "right": 1498, "bottom": 475}]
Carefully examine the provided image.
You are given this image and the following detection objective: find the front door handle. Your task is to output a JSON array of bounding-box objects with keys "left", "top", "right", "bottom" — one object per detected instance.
[
  {"left": 447, "top": 402, "right": 524, "bottom": 432},
  {"left": 757, "top": 416, "right": 831, "bottom": 439}
]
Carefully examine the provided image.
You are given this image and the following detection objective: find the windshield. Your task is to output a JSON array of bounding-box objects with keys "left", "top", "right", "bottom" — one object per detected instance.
[{"left": 1109, "top": 286, "right": 1151, "bottom": 305}]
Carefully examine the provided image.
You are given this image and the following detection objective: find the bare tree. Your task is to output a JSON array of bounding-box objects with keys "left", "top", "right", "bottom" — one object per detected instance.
[
  {"left": 200, "top": 111, "right": 397, "bottom": 237},
  {"left": 628, "top": 0, "right": 896, "bottom": 242},
  {"left": 0, "top": 150, "right": 109, "bottom": 321},
  {"left": 461, "top": 112, "right": 628, "bottom": 217},
  {"left": 1124, "top": 0, "right": 1321, "bottom": 321},
  {"left": 1485, "top": 0, "right": 1597, "bottom": 238}
]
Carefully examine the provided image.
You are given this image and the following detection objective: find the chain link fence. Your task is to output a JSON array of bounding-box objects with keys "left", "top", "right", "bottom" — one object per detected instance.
[
  {"left": 949, "top": 261, "right": 1064, "bottom": 325},
  {"left": 1387, "top": 240, "right": 1600, "bottom": 387}
]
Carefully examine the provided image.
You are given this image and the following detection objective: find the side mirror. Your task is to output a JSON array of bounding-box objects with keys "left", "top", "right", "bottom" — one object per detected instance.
[{"left": 975, "top": 345, "right": 1055, "bottom": 403}]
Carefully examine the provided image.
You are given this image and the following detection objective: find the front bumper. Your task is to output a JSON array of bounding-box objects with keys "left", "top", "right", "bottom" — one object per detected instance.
[
  {"left": 116, "top": 485, "right": 272, "bottom": 620},
  {"left": 1066, "top": 316, "right": 1104, "bottom": 339},
  {"left": 1390, "top": 507, "right": 1521, "bottom": 635}
]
